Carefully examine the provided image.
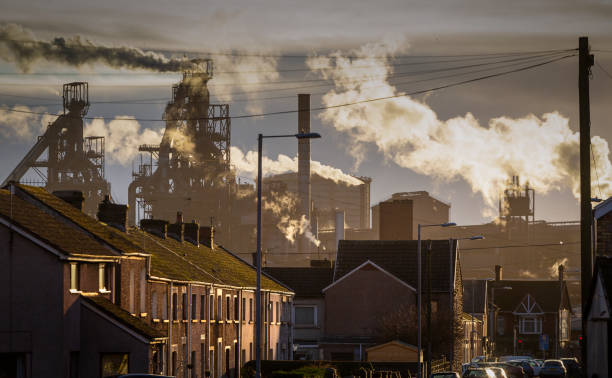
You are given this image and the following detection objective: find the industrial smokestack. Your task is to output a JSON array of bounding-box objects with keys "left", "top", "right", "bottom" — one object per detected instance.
[
  {"left": 335, "top": 210, "right": 345, "bottom": 251},
  {"left": 298, "top": 93, "right": 311, "bottom": 254}
]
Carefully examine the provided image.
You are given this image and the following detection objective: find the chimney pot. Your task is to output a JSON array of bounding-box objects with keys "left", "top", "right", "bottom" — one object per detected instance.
[
  {"left": 176, "top": 211, "right": 183, "bottom": 224},
  {"left": 140, "top": 219, "right": 168, "bottom": 239},
  {"left": 200, "top": 226, "right": 214, "bottom": 249},
  {"left": 97, "top": 199, "right": 129, "bottom": 231},
  {"left": 558, "top": 264, "right": 564, "bottom": 281},
  {"left": 184, "top": 222, "right": 200, "bottom": 246},
  {"left": 53, "top": 190, "right": 85, "bottom": 212},
  {"left": 495, "top": 265, "right": 503, "bottom": 281}
]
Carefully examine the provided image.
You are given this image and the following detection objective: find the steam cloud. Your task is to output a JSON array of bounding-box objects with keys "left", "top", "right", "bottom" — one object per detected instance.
[
  {"left": 84, "top": 117, "right": 163, "bottom": 165},
  {"left": 306, "top": 41, "right": 612, "bottom": 215},
  {"left": 230, "top": 146, "right": 362, "bottom": 186},
  {"left": 0, "top": 23, "right": 200, "bottom": 72},
  {"left": 0, "top": 105, "right": 55, "bottom": 139},
  {"left": 263, "top": 191, "right": 321, "bottom": 247}
]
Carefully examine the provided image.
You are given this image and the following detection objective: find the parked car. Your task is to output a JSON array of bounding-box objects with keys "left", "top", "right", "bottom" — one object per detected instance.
[
  {"left": 431, "top": 372, "right": 461, "bottom": 378},
  {"left": 105, "top": 375, "right": 175, "bottom": 378},
  {"left": 559, "top": 358, "right": 581, "bottom": 378},
  {"left": 462, "top": 368, "right": 496, "bottom": 378},
  {"left": 507, "top": 360, "right": 534, "bottom": 378},
  {"left": 486, "top": 367, "right": 509, "bottom": 378},
  {"left": 474, "top": 362, "right": 524, "bottom": 378},
  {"left": 540, "top": 360, "right": 567, "bottom": 378},
  {"left": 499, "top": 356, "right": 532, "bottom": 362}
]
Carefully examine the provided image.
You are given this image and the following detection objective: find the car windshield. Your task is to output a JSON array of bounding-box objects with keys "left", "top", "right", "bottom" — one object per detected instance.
[{"left": 544, "top": 361, "right": 562, "bottom": 367}]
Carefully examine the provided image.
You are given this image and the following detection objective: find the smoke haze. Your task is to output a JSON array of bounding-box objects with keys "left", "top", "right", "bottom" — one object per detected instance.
[
  {"left": 307, "top": 41, "right": 612, "bottom": 215},
  {"left": 0, "top": 23, "right": 200, "bottom": 72}
]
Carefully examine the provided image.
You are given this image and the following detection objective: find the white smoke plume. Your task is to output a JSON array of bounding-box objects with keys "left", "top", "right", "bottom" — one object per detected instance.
[
  {"left": 230, "top": 146, "right": 362, "bottom": 186},
  {"left": 0, "top": 105, "right": 55, "bottom": 140},
  {"left": 210, "top": 55, "right": 279, "bottom": 114},
  {"left": 550, "top": 258, "right": 568, "bottom": 278},
  {"left": 306, "top": 41, "right": 612, "bottom": 214},
  {"left": 263, "top": 191, "right": 321, "bottom": 247},
  {"left": 84, "top": 117, "right": 163, "bottom": 165}
]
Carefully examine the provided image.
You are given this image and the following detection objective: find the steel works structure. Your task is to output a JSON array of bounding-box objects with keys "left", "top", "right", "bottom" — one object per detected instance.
[
  {"left": 128, "top": 60, "right": 237, "bottom": 246},
  {"left": 1, "top": 82, "right": 109, "bottom": 216}
]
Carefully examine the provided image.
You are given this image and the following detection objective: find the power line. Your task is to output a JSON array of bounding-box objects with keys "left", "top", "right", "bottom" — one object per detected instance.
[
  {"left": 0, "top": 51, "right": 574, "bottom": 106},
  {"left": 0, "top": 53, "right": 576, "bottom": 122}
]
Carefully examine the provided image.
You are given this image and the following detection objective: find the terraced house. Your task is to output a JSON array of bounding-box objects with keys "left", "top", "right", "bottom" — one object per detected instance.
[{"left": 0, "top": 184, "right": 293, "bottom": 378}]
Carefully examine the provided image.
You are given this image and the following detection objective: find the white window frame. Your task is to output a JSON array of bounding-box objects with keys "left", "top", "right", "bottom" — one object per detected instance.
[
  {"left": 98, "top": 263, "right": 110, "bottom": 293},
  {"left": 519, "top": 316, "right": 542, "bottom": 334},
  {"left": 293, "top": 305, "right": 317, "bottom": 327},
  {"left": 70, "top": 262, "right": 80, "bottom": 293}
]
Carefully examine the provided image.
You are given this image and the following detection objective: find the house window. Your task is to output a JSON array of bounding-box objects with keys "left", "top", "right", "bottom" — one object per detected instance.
[
  {"left": 560, "top": 310, "right": 569, "bottom": 340},
  {"left": 101, "top": 353, "right": 129, "bottom": 376},
  {"left": 172, "top": 293, "right": 178, "bottom": 320},
  {"left": 182, "top": 293, "right": 188, "bottom": 320},
  {"left": 242, "top": 298, "right": 246, "bottom": 321},
  {"left": 234, "top": 296, "right": 239, "bottom": 321},
  {"left": 190, "top": 294, "right": 196, "bottom": 319},
  {"left": 276, "top": 302, "right": 280, "bottom": 323},
  {"left": 162, "top": 293, "right": 168, "bottom": 320},
  {"left": 217, "top": 295, "right": 222, "bottom": 320},
  {"left": 152, "top": 291, "right": 158, "bottom": 319},
  {"left": 431, "top": 300, "right": 438, "bottom": 314},
  {"left": 249, "top": 298, "right": 253, "bottom": 321},
  {"left": 497, "top": 315, "right": 504, "bottom": 336},
  {"left": 70, "top": 263, "right": 80, "bottom": 291},
  {"left": 519, "top": 316, "right": 542, "bottom": 334},
  {"left": 201, "top": 295, "right": 206, "bottom": 320},
  {"left": 294, "top": 306, "right": 317, "bottom": 326},
  {"left": 98, "top": 263, "right": 108, "bottom": 292},
  {"left": 209, "top": 294, "right": 214, "bottom": 320},
  {"left": 226, "top": 296, "right": 231, "bottom": 321}
]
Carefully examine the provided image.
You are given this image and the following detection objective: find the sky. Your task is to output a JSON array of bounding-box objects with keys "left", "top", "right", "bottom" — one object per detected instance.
[{"left": 1, "top": 0, "right": 612, "bottom": 225}]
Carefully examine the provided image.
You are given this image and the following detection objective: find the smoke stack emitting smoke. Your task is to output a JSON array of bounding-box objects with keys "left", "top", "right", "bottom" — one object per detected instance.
[
  {"left": 0, "top": 23, "right": 202, "bottom": 72},
  {"left": 307, "top": 40, "right": 612, "bottom": 216}
]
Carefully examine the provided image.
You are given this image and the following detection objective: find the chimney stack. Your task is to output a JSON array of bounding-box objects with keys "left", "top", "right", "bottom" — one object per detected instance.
[
  {"left": 495, "top": 265, "right": 503, "bottom": 281},
  {"left": 200, "top": 226, "right": 214, "bottom": 249},
  {"left": 335, "top": 210, "right": 345, "bottom": 251},
  {"left": 167, "top": 211, "right": 184, "bottom": 242},
  {"left": 97, "top": 195, "right": 129, "bottom": 231},
  {"left": 184, "top": 221, "right": 200, "bottom": 246},
  {"left": 54, "top": 190, "right": 85, "bottom": 212},
  {"left": 558, "top": 264, "right": 564, "bottom": 282},
  {"left": 141, "top": 219, "right": 168, "bottom": 239},
  {"left": 298, "top": 93, "right": 311, "bottom": 254}
]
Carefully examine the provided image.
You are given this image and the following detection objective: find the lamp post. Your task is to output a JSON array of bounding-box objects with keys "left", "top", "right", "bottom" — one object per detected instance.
[
  {"left": 449, "top": 235, "right": 484, "bottom": 367},
  {"left": 417, "top": 222, "right": 455, "bottom": 378},
  {"left": 491, "top": 286, "right": 512, "bottom": 357},
  {"left": 256, "top": 132, "right": 321, "bottom": 378}
]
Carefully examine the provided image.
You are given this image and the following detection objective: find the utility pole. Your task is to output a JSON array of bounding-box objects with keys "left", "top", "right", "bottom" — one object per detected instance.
[
  {"left": 579, "top": 36, "right": 594, "bottom": 367},
  {"left": 426, "top": 240, "right": 432, "bottom": 378}
]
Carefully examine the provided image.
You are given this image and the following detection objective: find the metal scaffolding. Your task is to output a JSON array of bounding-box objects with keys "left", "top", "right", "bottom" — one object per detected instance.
[{"left": 2, "top": 82, "right": 110, "bottom": 215}]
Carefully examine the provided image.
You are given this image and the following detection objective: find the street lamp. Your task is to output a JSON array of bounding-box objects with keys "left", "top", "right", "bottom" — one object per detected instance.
[
  {"left": 449, "top": 235, "right": 484, "bottom": 366},
  {"left": 417, "top": 222, "right": 455, "bottom": 378},
  {"left": 255, "top": 132, "right": 321, "bottom": 378},
  {"left": 491, "top": 286, "right": 512, "bottom": 356}
]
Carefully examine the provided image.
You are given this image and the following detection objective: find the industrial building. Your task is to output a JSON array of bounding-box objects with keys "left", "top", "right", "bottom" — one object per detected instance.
[{"left": 1, "top": 82, "right": 110, "bottom": 216}]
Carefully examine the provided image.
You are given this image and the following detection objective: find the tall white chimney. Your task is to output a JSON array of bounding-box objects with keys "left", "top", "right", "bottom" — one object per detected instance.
[
  {"left": 335, "top": 210, "right": 345, "bottom": 252},
  {"left": 298, "top": 94, "right": 311, "bottom": 254}
]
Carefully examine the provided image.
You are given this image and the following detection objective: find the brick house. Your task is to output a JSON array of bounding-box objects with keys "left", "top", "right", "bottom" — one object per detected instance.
[
  {"left": 263, "top": 265, "right": 334, "bottom": 360},
  {"left": 462, "top": 279, "right": 488, "bottom": 361},
  {"left": 489, "top": 265, "right": 571, "bottom": 358},
  {"left": 321, "top": 240, "right": 463, "bottom": 370},
  {"left": 0, "top": 184, "right": 293, "bottom": 378}
]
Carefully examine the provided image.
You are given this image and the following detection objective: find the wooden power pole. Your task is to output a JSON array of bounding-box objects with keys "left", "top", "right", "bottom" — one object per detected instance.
[{"left": 579, "top": 36, "right": 594, "bottom": 365}]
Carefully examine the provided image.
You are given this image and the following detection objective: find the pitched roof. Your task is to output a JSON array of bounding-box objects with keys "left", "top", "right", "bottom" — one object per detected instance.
[
  {"left": 335, "top": 239, "right": 457, "bottom": 292},
  {"left": 13, "top": 185, "right": 291, "bottom": 292},
  {"left": 463, "top": 279, "right": 488, "bottom": 314},
  {"left": 263, "top": 267, "right": 333, "bottom": 297},
  {"left": 0, "top": 189, "right": 115, "bottom": 257},
  {"left": 15, "top": 184, "right": 144, "bottom": 255},
  {"left": 586, "top": 256, "right": 612, "bottom": 316},
  {"left": 490, "top": 279, "right": 570, "bottom": 313},
  {"left": 81, "top": 294, "right": 165, "bottom": 340},
  {"left": 126, "top": 229, "right": 290, "bottom": 292}
]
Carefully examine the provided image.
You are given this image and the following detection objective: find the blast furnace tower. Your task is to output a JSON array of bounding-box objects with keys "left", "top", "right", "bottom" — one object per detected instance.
[
  {"left": 129, "top": 60, "right": 236, "bottom": 246},
  {"left": 2, "top": 82, "right": 109, "bottom": 215}
]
